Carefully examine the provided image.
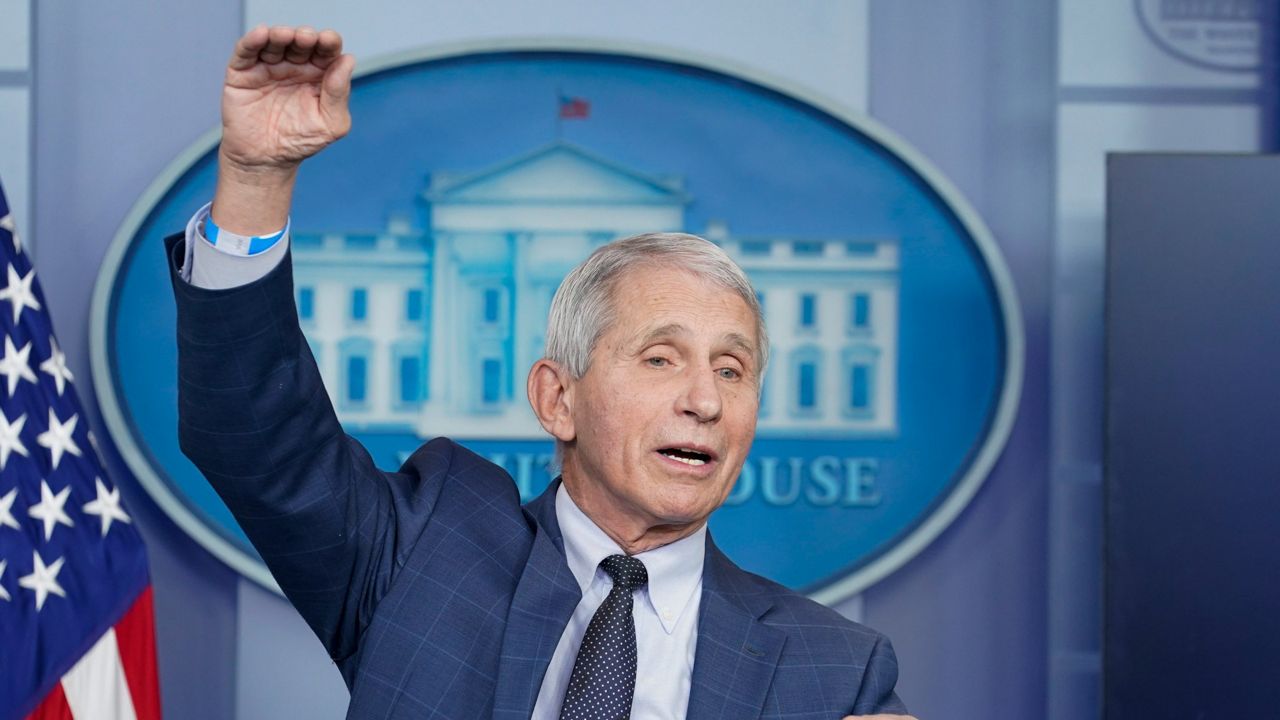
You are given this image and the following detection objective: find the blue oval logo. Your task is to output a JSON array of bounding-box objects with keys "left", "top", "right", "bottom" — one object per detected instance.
[{"left": 91, "top": 44, "right": 1022, "bottom": 602}]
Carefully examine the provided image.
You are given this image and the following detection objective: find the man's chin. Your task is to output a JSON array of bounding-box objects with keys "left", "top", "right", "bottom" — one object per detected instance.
[{"left": 644, "top": 496, "right": 717, "bottom": 532}]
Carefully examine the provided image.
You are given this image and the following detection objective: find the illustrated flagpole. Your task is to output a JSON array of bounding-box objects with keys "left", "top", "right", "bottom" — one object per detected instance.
[{"left": 556, "top": 85, "right": 564, "bottom": 141}]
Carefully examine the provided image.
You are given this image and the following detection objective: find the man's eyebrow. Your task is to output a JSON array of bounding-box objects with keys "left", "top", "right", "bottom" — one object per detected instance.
[
  {"left": 722, "top": 332, "right": 756, "bottom": 361},
  {"left": 634, "top": 323, "right": 690, "bottom": 347}
]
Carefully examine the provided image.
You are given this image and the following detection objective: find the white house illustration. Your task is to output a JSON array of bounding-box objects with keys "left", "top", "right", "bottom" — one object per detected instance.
[{"left": 292, "top": 141, "right": 899, "bottom": 440}]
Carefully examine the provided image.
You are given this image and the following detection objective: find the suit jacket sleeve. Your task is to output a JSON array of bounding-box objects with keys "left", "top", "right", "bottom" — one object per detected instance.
[
  {"left": 850, "top": 634, "right": 908, "bottom": 715},
  {"left": 165, "top": 232, "right": 447, "bottom": 672}
]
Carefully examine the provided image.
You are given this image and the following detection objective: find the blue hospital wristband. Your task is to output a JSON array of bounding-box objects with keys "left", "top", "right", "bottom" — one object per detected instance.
[{"left": 201, "top": 214, "right": 287, "bottom": 257}]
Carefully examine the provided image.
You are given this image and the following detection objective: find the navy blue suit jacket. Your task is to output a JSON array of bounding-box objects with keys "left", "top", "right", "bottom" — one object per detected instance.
[{"left": 166, "top": 234, "right": 906, "bottom": 718}]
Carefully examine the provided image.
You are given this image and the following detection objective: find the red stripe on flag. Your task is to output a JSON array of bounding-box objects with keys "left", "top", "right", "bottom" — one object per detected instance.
[
  {"left": 114, "top": 586, "right": 162, "bottom": 720},
  {"left": 24, "top": 683, "right": 74, "bottom": 720}
]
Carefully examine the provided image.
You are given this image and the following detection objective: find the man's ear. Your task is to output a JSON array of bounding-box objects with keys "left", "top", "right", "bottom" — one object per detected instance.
[{"left": 527, "top": 359, "right": 576, "bottom": 443}]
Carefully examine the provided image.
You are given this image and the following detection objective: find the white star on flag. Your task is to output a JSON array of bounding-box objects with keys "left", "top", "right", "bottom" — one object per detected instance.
[
  {"left": 0, "top": 336, "right": 36, "bottom": 396},
  {"left": 0, "top": 263, "right": 41, "bottom": 324},
  {"left": 0, "top": 213, "right": 16, "bottom": 253},
  {"left": 39, "top": 337, "right": 74, "bottom": 396},
  {"left": 83, "top": 477, "right": 131, "bottom": 537},
  {"left": 36, "top": 408, "right": 81, "bottom": 470},
  {"left": 27, "top": 479, "right": 74, "bottom": 541},
  {"left": 18, "top": 551, "right": 66, "bottom": 611},
  {"left": 0, "top": 487, "right": 18, "bottom": 530},
  {"left": 0, "top": 559, "right": 9, "bottom": 602},
  {"left": 0, "top": 410, "right": 28, "bottom": 469}
]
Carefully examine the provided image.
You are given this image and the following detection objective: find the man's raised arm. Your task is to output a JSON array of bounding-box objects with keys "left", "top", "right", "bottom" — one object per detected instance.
[{"left": 170, "top": 27, "right": 448, "bottom": 674}]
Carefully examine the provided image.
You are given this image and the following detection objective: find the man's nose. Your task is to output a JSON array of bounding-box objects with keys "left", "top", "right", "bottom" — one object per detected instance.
[{"left": 676, "top": 367, "right": 722, "bottom": 422}]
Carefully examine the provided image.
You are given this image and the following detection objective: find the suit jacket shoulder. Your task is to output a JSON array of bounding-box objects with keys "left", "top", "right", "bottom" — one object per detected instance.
[{"left": 696, "top": 540, "right": 908, "bottom": 717}]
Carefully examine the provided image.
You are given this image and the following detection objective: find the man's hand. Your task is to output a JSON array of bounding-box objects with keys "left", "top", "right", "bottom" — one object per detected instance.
[
  {"left": 212, "top": 25, "right": 355, "bottom": 236},
  {"left": 220, "top": 25, "right": 354, "bottom": 172}
]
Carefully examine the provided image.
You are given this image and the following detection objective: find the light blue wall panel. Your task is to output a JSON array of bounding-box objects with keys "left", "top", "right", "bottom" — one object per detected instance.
[
  {"left": 243, "top": 0, "right": 872, "bottom": 113},
  {"left": 32, "top": 2, "right": 244, "bottom": 718},
  {"left": 0, "top": 88, "right": 30, "bottom": 240},
  {"left": 0, "top": 0, "right": 30, "bottom": 71},
  {"left": 0, "top": 0, "right": 31, "bottom": 259},
  {"left": 867, "top": 1, "right": 1054, "bottom": 717}
]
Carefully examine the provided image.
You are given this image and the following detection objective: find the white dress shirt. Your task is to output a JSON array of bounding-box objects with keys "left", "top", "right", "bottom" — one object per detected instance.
[
  {"left": 183, "top": 206, "right": 707, "bottom": 718},
  {"left": 533, "top": 484, "right": 704, "bottom": 720}
]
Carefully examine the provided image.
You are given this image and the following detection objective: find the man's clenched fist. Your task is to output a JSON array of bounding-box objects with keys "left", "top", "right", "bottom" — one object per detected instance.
[
  {"left": 211, "top": 25, "right": 354, "bottom": 237},
  {"left": 220, "top": 25, "right": 355, "bottom": 172}
]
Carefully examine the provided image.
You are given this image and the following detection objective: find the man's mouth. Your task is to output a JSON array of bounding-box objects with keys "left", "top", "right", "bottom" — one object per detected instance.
[{"left": 657, "top": 447, "right": 715, "bottom": 466}]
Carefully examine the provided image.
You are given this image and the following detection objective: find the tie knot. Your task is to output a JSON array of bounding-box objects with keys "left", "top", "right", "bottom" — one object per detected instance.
[{"left": 599, "top": 554, "right": 648, "bottom": 592}]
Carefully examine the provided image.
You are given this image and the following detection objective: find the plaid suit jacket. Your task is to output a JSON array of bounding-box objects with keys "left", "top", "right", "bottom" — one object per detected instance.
[{"left": 167, "top": 234, "right": 906, "bottom": 718}]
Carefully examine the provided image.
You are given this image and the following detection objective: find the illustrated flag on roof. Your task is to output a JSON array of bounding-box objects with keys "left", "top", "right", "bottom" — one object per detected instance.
[
  {"left": 0, "top": 180, "right": 160, "bottom": 720},
  {"left": 558, "top": 94, "right": 590, "bottom": 119}
]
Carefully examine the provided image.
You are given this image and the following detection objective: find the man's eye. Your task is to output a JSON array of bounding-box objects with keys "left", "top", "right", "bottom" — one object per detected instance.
[
  {"left": 646, "top": 357, "right": 670, "bottom": 367},
  {"left": 717, "top": 367, "right": 740, "bottom": 380}
]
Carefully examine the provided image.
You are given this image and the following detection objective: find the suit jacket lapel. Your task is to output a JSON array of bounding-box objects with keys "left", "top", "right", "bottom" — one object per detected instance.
[
  {"left": 492, "top": 480, "right": 582, "bottom": 718},
  {"left": 686, "top": 536, "right": 785, "bottom": 720}
]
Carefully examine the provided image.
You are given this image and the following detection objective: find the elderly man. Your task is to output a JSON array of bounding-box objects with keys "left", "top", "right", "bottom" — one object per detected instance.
[{"left": 170, "top": 25, "right": 912, "bottom": 719}]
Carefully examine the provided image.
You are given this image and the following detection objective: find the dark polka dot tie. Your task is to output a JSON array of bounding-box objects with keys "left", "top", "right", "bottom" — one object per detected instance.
[{"left": 559, "top": 554, "right": 649, "bottom": 720}]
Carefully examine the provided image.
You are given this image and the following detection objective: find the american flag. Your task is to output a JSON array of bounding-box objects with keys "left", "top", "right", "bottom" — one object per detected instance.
[
  {"left": 0, "top": 180, "right": 160, "bottom": 719},
  {"left": 558, "top": 94, "right": 591, "bottom": 119}
]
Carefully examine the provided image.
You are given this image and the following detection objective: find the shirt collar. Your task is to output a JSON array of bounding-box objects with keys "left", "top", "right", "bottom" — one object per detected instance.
[{"left": 555, "top": 483, "right": 705, "bottom": 635}]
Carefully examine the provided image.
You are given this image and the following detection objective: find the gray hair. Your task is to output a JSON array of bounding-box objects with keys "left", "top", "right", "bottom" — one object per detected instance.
[{"left": 544, "top": 232, "right": 769, "bottom": 380}]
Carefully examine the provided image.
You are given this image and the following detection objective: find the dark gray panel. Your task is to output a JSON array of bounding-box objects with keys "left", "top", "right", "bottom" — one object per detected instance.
[{"left": 1106, "top": 154, "right": 1280, "bottom": 717}]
